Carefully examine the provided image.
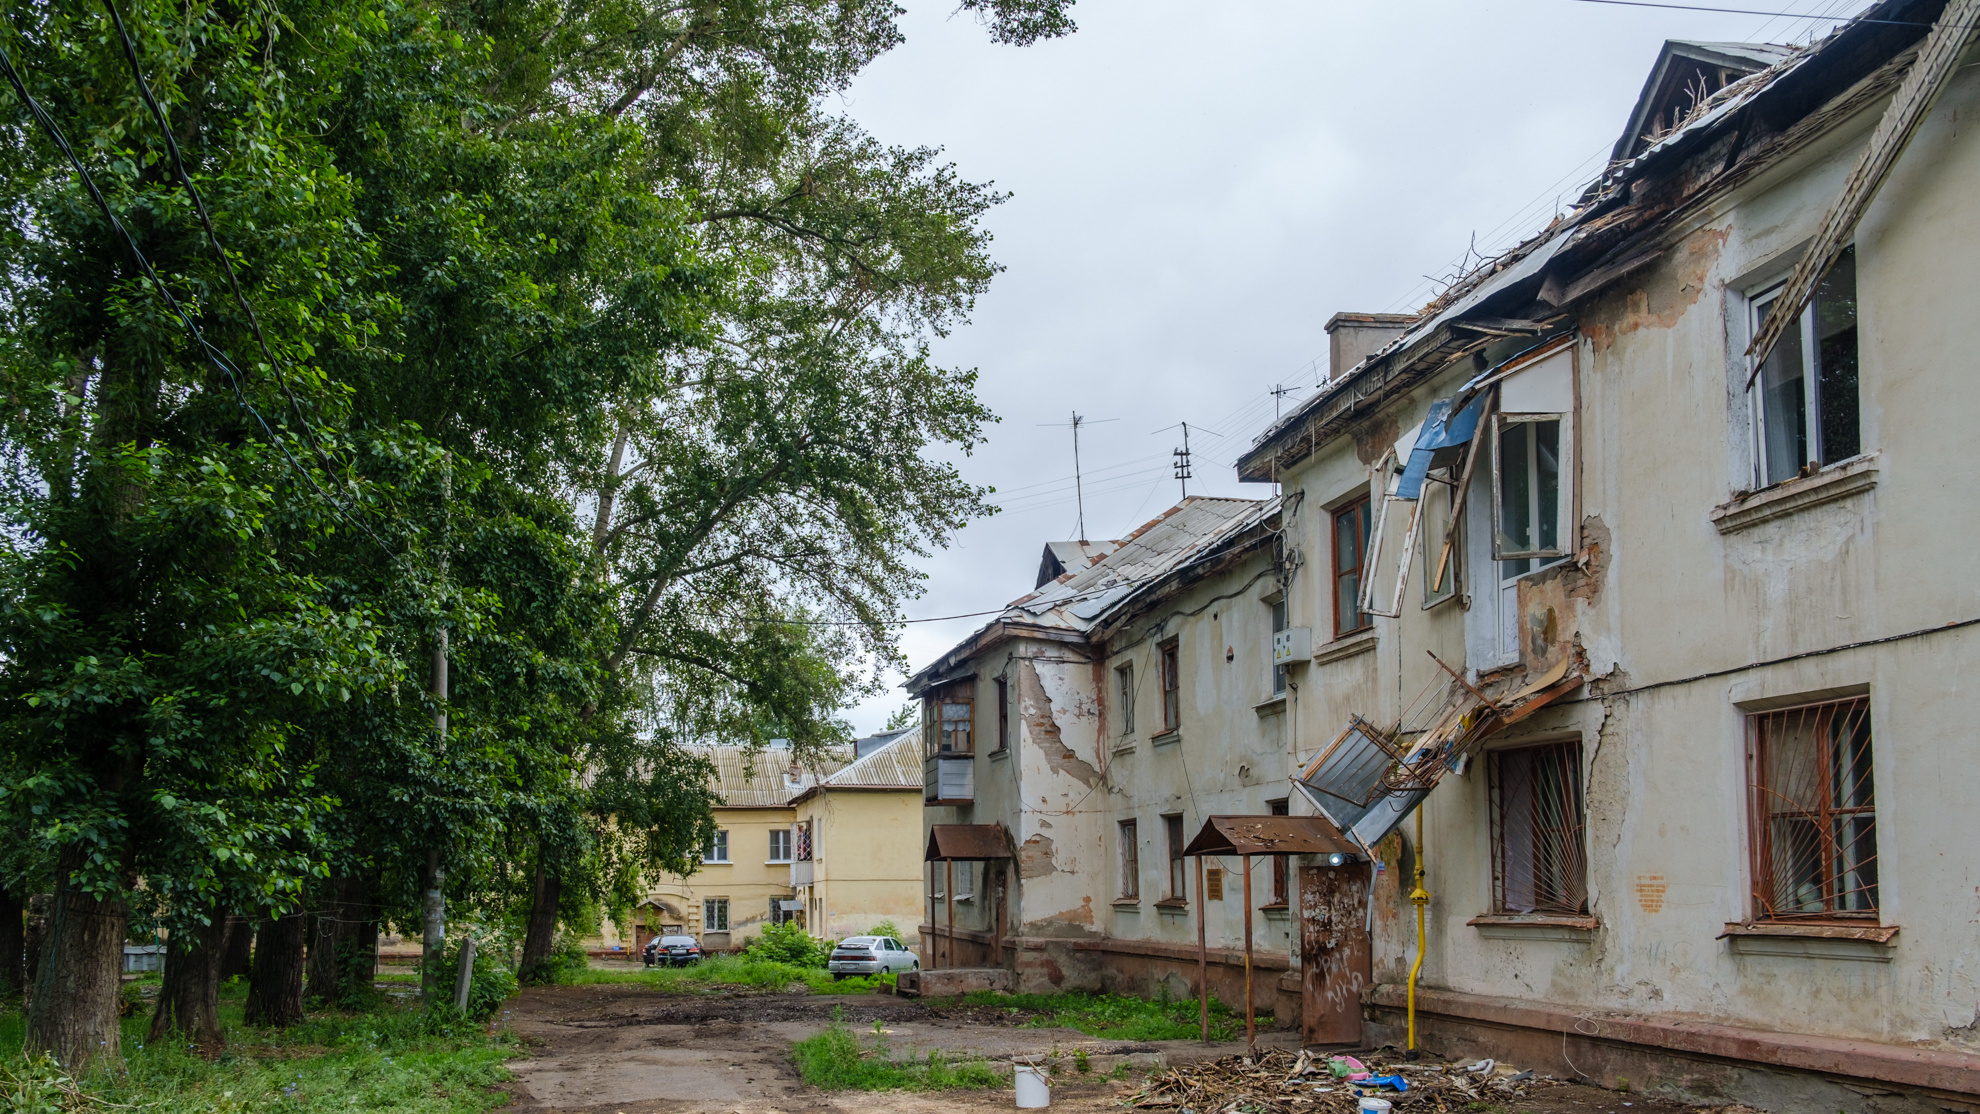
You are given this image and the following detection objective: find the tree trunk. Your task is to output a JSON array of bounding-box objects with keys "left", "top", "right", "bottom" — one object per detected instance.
[
  {"left": 519, "top": 860, "right": 562, "bottom": 982},
  {"left": 420, "top": 850, "right": 446, "bottom": 1002},
  {"left": 0, "top": 884, "right": 23, "bottom": 997},
  {"left": 218, "top": 915, "right": 254, "bottom": 981},
  {"left": 244, "top": 911, "right": 307, "bottom": 1028},
  {"left": 305, "top": 889, "right": 336, "bottom": 1004},
  {"left": 306, "top": 875, "right": 374, "bottom": 1004},
  {"left": 22, "top": 893, "right": 50, "bottom": 991},
  {"left": 25, "top": 850, "right": 129, "bottom": 1071},
  {"left": 149, "top": 910, "right": 226, "bottom": 1050}
]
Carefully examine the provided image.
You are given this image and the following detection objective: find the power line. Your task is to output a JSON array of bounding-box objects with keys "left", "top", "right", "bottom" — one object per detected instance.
[{"left": 1566, "top": 0, "right": 1934, "bottom": 25}]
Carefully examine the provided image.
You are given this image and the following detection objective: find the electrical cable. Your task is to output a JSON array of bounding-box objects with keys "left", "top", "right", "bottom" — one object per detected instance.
[
  {"left": 1567, "top": 0, "right": 1935, "bottom": 25},
  {"left": 0, "top": 32, "right": 398, "bottom": 560}
]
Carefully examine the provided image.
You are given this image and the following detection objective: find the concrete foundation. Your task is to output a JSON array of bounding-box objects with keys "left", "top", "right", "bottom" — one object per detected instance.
[{"left": 895, "top": 967, "right": 1014, "bottom": 997}]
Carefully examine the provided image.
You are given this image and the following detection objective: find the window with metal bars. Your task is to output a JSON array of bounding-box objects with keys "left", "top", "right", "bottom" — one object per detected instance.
[
  {"left": 1488, "top": 741, "right": 1588, "bottom": 915},
  {"left": 1748, "top": 697, "right": 1877, "bottom": 920}
]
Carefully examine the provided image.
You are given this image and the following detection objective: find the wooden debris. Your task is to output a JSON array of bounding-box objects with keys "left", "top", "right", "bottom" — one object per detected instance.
[{"left": 1125, "top": 1047, "right": 1554, "bottom": 1113}]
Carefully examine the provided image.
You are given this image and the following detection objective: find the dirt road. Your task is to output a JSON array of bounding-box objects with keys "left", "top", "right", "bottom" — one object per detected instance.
[{"left": 496, "top": 981, "right": 1744, "bottom": 1114}]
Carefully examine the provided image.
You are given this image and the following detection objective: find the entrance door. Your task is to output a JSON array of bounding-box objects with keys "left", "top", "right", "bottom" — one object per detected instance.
[{"left": 1300, "top": 865, "right": 1372, "bottom": 1047}]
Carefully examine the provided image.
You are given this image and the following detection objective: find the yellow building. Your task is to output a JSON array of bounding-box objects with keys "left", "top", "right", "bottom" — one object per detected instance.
[{"left": 789, "top": 732, "right": 926, "bottom": 941}]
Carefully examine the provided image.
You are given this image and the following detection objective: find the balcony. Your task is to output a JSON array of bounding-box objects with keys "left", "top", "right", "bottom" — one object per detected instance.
[
  {"left": 789, "top": 860, "right": 815, "bottom": 887},
  {"left": 925, "top": 755, "right": 974, "bottom": 803}
]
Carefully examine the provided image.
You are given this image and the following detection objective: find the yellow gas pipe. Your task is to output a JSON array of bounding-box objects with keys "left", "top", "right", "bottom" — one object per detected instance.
[{"left": 1407, "top": 805, "right": 1430, "bottom": 1054}]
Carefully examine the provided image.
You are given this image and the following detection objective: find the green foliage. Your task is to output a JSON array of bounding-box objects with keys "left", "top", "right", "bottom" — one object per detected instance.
[
  {"left": 521, "top": 935, "right": 591, "bottom": 987},
  {"left": 790, "top": 1021, "right": 999, "bottom": 1091},
  {"left": 561, "top": 953, "right": 889, "bottom": 994},
  {"left": 955, "top": 990, "right": 1240, "bottom": 1042},
  {"left": 743, "top": 922, "right": 829, "bottom": 968},
  {"left": 419, "top": 943, "right": 520, "bottom": 1022},
  {"left": 865, "top": 921, "right": 904, "bottom": 944}
]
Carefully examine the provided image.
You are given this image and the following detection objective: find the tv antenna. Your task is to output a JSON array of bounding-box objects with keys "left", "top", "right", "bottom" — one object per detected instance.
[
  {"left": 1271, "top": 383, "right": 1302, "bottom": 420},
  {"left": 1039, "top": 411, "right": 1117, "bottom": 541},
  {"left": 1172, "top": 422, "right": 1193, "bottom": 498}
]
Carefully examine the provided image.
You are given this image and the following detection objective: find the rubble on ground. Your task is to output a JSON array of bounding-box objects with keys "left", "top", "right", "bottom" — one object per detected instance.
[{"left": 1127, "top": 1047, "right": 1551, "bottom": 1112}]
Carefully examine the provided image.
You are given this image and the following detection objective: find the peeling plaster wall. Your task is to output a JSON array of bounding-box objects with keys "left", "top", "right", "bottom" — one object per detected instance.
[{"left": 1274, "top": 64, "right": 1980, "bottom": 1055}]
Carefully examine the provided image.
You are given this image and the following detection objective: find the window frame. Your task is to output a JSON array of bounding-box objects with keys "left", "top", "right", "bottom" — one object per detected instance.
[
  {"left": 1117, "top": 819, "right": 1140, "bottom": 900},
  {"left": 703, "top": 897, "right": 730, "bottom": 932},
  {"left": 703, "top": 829, "right": 730, "bottom": 864},
  {"left": 1331, "top": 495, "right": 1374, "bottom": 637},
  {"left": 1116, "top": 662, "right": 1136, "bottom": 736},
  {"left": 1746, "top": 696, "right": 1878, "bottom": 922},
  {"left": 1269, "top": 597, "right": 1289, "bottom": 696},
  {"left": 1419, "top": 467, "right": 1463, "bottom": 608},
  {"left": 1747, "top": 245, "right": 1861, "bottom": 490},
  {"left": 1487, "top": 741, "right": 1588, "bottom": 916},
  {"left": 1267, "top": 797, "right": 1290, "bottom": 907},
  {"left": 994, "top": 676, "right": 1010, "bottom": 753},
  {"left": 1491, "top": 413, "right": 1572, "bottom": 562},
  {"left": 1158, "top": 639, "right": 1181, "bottom": 733},
  {"left": 1164, "top": 813, "right": 1187, "bottom": 902},
  {"left": 768, "top": 828, "right": 792, "bottom": 864}
]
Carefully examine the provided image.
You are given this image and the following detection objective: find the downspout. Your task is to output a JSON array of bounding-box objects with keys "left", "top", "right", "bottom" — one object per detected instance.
[{"left": 1407, "top": 805, "right": 1431, "bottom": 1057}]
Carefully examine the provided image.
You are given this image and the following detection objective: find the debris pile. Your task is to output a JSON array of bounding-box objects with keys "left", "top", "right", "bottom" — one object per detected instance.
[{"left": 1127, "top": 1048, "right": 1550, "bottom": 1112}]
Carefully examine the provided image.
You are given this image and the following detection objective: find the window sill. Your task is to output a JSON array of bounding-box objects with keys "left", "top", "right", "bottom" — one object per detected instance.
[
  {"left": 1112, "top": 740, "right": 1138, "bottom": 755},
  {"left": 1151, "top": 730, "right": 1181, "bottom": 748},
  {"left": 1253, "top": 695, "right": 1288, "bottom": 717},
  {"left": 1112, "top": 899, "right": 1142, "bottom": 909},
  {"left": 1711, "top": 452, "right": 1879, "bottom": 534},
  {"left": 1467, "top": 914, "right": 1599, "bottom": 942},
  {"left": 1312, "top": 629, "right": 1379, "bottom": 666},
  {"left": 766, "top": 860, "right": 792, "bottom": 866},
  {"left": 989, "top": 749, "right": 1010, "bottom": 762},
  {"left": 925, "top": 798, "right": 976, "bottom": 806},
  {"left": 1719, "top": 921, "right": 1896, "bottom": 962},
  {"left": 1153, "top": 899, "right": 1189, "bottom": 913},
  {"left": 1260, "top": 903, "right": 1290, "bottom": 917}
]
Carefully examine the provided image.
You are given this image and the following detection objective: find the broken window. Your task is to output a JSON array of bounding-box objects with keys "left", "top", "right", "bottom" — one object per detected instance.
[
  {"left": 1332, "top": 496, "right": 1373, "bottom": 637},
  {"left": 1268, "top": 797, "right": 1290, "bottom": 906},
  {"left": 1159, "top": 638, "right": 1181, "bottom": 733},
  {"left": 1270, "top": 597, "right": 1289, "bottom": 695},
  {"left": 1491, "top": 344, "right": 1575, "bottom": 563},
  {"left": 703, "top": 897, "right": 730, "bottom": 932},
  {"left": 1116, "top": 663, "right": 1136, "bottom": 736},
  {"left": 1748, "top": 697, "right": 1877, "bottom": 920},
  {"left": 1419, "top": 466, "right": 1462, "bottom": 607},
  {"left": 1752, "top": 246, "right": 1860, "bottom": 488},
  {"left": 994, "top": 677, "right": 1010, "bottom": 753},
  {"left": 1489, "top": 742, "right": 1588, "bottom": 916},
  {"left": 1118, "top": 819, "right": 1140, "bottom": 899},
  {"left": 1165, "top": 814, "right": 1187, "bottom": 901}
]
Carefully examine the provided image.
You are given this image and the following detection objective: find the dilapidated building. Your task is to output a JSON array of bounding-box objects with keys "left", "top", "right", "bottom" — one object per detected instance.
[{"left": 915, "top": 1, "right": 1980, "bottom": 1108}]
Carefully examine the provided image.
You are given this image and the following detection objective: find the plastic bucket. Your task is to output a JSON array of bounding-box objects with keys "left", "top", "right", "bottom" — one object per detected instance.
[
  {"left": 1013, "top": 1060, "right": 1050, "bottom": 1108},
  {"left": 1357, "top": 1099, "right": 1392, "bottom": 1114}
]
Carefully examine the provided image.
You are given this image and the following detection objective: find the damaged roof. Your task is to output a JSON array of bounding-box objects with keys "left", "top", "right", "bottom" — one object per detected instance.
[
  {"left": 905, "top": 495, "right": 1275, "bottom": 693},
  {"left": 1238, "top": 0, "right": 1945, "bottom": 483}
]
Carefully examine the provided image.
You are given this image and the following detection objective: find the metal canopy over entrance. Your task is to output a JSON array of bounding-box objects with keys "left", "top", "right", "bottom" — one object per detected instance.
[{"left": 924, "top": 824, "right": 1012, "bottom": 971}]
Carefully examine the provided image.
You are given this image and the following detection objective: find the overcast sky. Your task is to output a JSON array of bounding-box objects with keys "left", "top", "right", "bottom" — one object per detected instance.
[{"left": 836, "top": 0, "right": 1863, "bottom": 734}]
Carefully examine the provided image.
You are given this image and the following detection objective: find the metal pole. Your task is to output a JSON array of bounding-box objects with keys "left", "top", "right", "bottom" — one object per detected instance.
[
  {"left": 945, "top": 860, "right": 955, "bottom": 969},
  {"left": 1195, "top": 855, "right": 1208, "bottom": 1044},
  {"left": 1243, "top": 855, "right": 1256, "bottom": 1056}
]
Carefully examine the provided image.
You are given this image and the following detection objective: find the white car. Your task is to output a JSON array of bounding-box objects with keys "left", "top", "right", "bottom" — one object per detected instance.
[{"left": 827, "top": 935, "right": 920, "bottom": 978}]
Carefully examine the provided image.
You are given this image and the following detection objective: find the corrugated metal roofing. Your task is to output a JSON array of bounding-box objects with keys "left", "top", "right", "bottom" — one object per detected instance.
[
  {"left": 814, "top": 731, "right": 921, "bottom": 792},
  {"left": 685, "top": 745, "right": 846, "bottom": 808}
]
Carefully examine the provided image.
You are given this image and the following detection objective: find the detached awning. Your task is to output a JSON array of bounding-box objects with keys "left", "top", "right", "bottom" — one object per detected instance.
[
  {"left": 925, "top": 823, "right": 1013, "bottom": 861},
  {"left": 1182, "top": 815, "right": 1360, "bottom": 858}
]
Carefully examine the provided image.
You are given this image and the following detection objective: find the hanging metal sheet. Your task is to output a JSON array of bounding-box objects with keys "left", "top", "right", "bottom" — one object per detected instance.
[{"left": 1395, "top": 394, "right": 1487, "bottom": 500}]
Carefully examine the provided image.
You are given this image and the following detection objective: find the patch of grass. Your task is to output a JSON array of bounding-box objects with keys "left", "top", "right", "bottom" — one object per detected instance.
[
  {"left": 790, "top": 1021, "right": 1000, "bottom": 1092},
  {"left": 952, "top": 989, "right": 1240, "bottom": 1042},
  {"left": 564, "top": 954, "right": 896, "bottom": 995},
  {"left": 0, "top": 978, "right": 518, "bottom": 1113}
]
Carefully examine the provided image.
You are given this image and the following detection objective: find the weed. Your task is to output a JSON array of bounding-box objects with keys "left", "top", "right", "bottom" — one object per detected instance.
[
  {"left": 1073, "top": 1048, "right": 1090, "bottom": 1073},
  {"left": 790, "top": 1022, "right": 999, "bottom": 1092},
  {"left": 954, "top": 989, "right": 1239, "bottom": 1042}
]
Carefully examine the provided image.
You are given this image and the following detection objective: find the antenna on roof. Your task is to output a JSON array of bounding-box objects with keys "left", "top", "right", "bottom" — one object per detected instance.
[
  {"left": 1172, "top": 422, "right": 1193, "bottom": 499},
  {"left": 1039, "top": 411, "right": 1118, "bottom": 541},
  {"left": 1271, "top": 383, "right": 1301, "bottom": 420}
]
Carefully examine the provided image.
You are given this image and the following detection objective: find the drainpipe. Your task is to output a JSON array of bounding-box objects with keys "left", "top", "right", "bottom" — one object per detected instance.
[{"left": 1407, "top": 805, "right": 1430, "bottom": 1057}]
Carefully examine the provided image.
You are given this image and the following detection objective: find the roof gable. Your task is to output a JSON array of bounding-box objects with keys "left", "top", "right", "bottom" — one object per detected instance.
[{"left": 1612, "top": 40, "right": 1797, "bottom": 162}]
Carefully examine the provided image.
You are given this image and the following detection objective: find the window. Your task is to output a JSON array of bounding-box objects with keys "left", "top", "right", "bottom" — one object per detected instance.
[
  {"left": 938, "top": 695, "right": 973, "bottom": 755},
  {"left": 1159, "top": 639, "right": 1181, "bottom": 733},
  {"left": 1495, "top": 417, "right": 1566, "bottom": 560},
  {"left": 1420, "top": 468, "right": 1462, "bottom": 607},
  {"left": 995, "top": 677, "right": 1010, "bottom": 752},
  {"left": 769, "top": 897, "right": 798, "bottom": 925},
  {"left": 1164, "top": 814, "right": 1187, "bottom": 901},
  {"left": 794, "top": 821, "right": 813, "bottom": 862},
  {"left": 1117, "top": 820, "right": 1140, "bottom": 899},
  {"left": 1270, "top": 597, "right": 1289, "bottom": 695},
  {"left": 1748, "top": 698, "right": 1876, "bottom": 920},
  {"left": 927, "top": 684, "right": 976, "bottom": 802},
  {"left": 1752, "top": 246, "right": 1860, "bottom": 488},
  {"left": 933, "top": 862, "right": 975, "bottom": 900},
  {"left": 1488, "top": 742, "right": 1588, "bottom": 915},
  {"left": 768, "top": 829, "right": 792, "bottom": 863},
  {"left": 1332, "top": 496, "right": 1374, "bottom": 636},
  {"left": 703, "top": 898, "right": 730, "bottom": 932},
  {"left": 1116, "top": 664, "right": 1136, "bottom": 736},
  {"left": 1268, "top": 798, "right": 1290, "bottom": 906},
  {"left": 703, "top": 829, "right": 730, "bottom": 864}
]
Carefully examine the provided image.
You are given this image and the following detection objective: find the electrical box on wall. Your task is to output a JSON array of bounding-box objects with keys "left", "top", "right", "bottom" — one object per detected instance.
[{"left": 1271, "top": 627, "right": 1312, "bottom": 665}]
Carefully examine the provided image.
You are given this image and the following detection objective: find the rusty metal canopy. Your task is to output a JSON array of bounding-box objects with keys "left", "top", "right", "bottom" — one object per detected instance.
[
  {"left": 1181, "top": 815, "right": 1359, "bottom": 858},
  {"left": 925, "top": 823, "right": 1013, "bottom": 861}
]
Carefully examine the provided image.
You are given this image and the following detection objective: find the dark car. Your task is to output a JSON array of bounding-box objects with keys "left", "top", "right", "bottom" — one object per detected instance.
[{"left": 643, "top": 934, "right": 703, "bottom": 967}]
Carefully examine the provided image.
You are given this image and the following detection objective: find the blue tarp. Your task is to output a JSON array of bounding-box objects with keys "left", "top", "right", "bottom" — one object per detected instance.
[{"left": 1395, "top": 394, "right": 1486, "bottom": 500}]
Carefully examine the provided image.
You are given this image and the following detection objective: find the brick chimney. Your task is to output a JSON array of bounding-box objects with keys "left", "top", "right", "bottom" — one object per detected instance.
[{"left": 1324, "top": 312, "right": 1417, "bottom": 382}]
